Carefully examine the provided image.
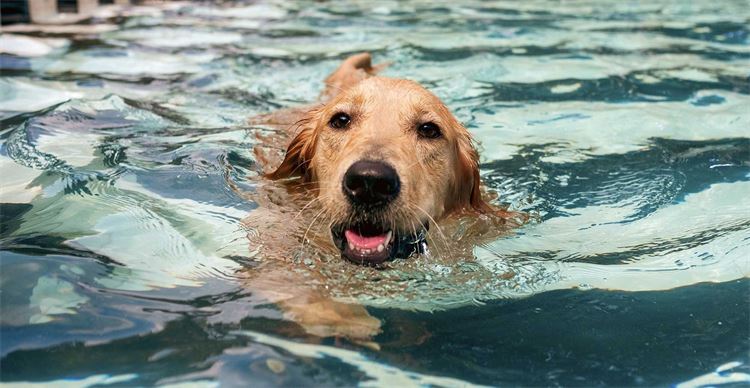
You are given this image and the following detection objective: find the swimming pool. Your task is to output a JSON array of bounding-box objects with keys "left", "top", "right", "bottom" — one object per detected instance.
[{"left": 1, "top": 0, "right": 749, "bottom": 386}]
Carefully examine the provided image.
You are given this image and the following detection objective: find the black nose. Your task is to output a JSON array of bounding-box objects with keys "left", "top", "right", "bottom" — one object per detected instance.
[{"left": 343, "top": 160, "right": 400, "bottom": 207}]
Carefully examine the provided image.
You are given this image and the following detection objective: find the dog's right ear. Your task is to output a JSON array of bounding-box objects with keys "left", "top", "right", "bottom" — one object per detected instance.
[{"left": 265, "top": 111, "right": 319, "bottom": 182}]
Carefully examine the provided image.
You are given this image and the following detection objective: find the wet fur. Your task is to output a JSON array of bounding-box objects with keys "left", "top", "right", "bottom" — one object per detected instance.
[
  {"left": 268, "top": 78, "right": 488, "bottom": 216},
  {"left": 240, "top": 53, "right": 519, "bottom": 344}
]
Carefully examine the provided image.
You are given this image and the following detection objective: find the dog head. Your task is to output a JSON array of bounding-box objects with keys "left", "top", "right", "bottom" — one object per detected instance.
[{"left": 268, "top": 77, "right": 489, "bottom": 265}]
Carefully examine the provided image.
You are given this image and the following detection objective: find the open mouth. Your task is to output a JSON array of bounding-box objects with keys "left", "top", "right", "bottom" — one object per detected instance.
[{"left": 331, "top": 221, "right": 427, "bottom": 266}]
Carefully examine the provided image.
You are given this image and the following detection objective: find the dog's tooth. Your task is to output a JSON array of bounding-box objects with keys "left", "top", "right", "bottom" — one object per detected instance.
[
  {"left": 348, "top": 243, "right": 354, "bottom": 250},
  {"left": 377, "top": 244, "right": 384, "bottom": 252},
  {"left": 385, "top": 231, "right": 393, "bottom": 245}
]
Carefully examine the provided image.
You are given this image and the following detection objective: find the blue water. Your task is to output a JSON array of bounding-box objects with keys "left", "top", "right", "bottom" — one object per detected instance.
[{"left": 1, "top": 1, "right": 749, "bottom": 386}]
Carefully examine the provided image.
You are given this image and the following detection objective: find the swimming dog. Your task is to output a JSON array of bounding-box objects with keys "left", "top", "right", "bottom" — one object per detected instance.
[{"left": 241, "top": 53, "right": 517, "bottom": 344}]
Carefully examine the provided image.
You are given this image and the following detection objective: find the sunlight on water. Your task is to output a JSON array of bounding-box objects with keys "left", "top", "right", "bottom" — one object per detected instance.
[{"left": 1, "top": 0, "right": 748, "bottom": 386}]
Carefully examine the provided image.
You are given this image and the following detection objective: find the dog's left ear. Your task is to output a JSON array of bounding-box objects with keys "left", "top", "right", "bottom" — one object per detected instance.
[
  {"left": 321, "top": 52, "right": 388, "bottom": 101},
  {"left": 455, "top": 132, "right": 492, "bottom": 213},
  {"left": 266, "top": 110, "right": 319, "bottom": 182}
]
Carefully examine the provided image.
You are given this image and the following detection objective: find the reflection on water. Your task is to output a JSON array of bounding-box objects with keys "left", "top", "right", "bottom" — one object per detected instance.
[{"left": 1, "top": 0, "right": 749, "bottom": 386}]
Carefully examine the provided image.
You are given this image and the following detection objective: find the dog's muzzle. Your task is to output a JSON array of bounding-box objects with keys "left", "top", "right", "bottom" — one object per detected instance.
[{"left": 333, "top": 159, "right": 426, "bottom": 265}]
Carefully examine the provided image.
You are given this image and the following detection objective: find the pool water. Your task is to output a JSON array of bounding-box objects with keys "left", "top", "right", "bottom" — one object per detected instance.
[{"left": 1, "top": 0, "right": 749, "bottom": 386}]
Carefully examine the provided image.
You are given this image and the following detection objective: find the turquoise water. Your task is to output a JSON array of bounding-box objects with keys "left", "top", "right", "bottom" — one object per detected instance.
[{"left": 1, "top": 0, "right": 749, "bottom": 386}]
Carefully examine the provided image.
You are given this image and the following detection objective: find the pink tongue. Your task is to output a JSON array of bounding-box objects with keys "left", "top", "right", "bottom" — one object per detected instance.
[{"left": 345, "top": 229, "right": 387, "bottom": 250}]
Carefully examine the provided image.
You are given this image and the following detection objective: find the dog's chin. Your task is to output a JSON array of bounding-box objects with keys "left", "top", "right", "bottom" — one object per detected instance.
[{"left": 331, "top": 220, "right": 428, "bottom": 266}]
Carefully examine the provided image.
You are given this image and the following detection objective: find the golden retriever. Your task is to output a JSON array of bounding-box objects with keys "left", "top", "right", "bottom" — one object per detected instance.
[
  {"left": 240, "top": 53, "right": 518, "bottom": 345},
  {"left": 265, "top": 53, "right": 495, "bottom": 263}
]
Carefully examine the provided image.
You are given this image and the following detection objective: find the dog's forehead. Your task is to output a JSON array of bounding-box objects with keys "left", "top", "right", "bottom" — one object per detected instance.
[{"left": 343, "top": 77, "right": 443, "bottom": 111}]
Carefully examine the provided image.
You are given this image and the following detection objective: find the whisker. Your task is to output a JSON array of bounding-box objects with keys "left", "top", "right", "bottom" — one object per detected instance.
[
  {"left": 291, "top": 195, "right": 325, "bottom": 222},
  {"left": 411, "top": 204, "right": 449, "bottom": 244},
  {"left": 405, "top": 213, "right": 423, "bottom": 258},
  {"left": 299, "top": 207, "right": 328, "bottom": 255},
  {"left": 412, "top": 204, "right": 452, "bottom": 260},
  {"left": 402, "top": 206, "right": 429, "bottom": 260}
]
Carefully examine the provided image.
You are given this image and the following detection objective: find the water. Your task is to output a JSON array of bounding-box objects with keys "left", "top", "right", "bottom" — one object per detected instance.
[{"left": 1, "top": 0, "right": 749, "bottom": 386}]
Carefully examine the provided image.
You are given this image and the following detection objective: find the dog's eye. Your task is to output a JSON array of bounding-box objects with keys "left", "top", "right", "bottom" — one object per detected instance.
[
  {"left": 417, "top": 122, "right": 441, "bottom": 139},
  {"left": 329, "top": 112, "right": 351, "bottom": 129}
]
